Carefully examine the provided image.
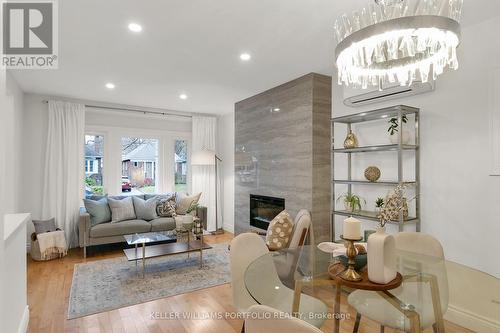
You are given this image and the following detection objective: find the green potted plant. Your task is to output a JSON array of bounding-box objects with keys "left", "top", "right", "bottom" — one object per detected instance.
[
  {"left": 388, "top": 115, "right": 410, "bottom": 144},
  {"left": 337, "top": 193, "right": 365, "bottom": 212},
  {"left": 375, "top": 197, "right": 384, "bottom": 215}
]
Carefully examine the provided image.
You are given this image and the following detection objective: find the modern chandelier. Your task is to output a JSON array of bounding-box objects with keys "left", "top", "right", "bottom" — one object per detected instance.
[{"left": 334, "top": 0, "right": 463, "bottom": 88}]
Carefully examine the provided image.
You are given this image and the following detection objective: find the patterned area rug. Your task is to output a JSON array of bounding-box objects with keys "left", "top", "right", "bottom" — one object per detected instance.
[{"left": 68, "top": 243, "right": 230, "bottom": 319}]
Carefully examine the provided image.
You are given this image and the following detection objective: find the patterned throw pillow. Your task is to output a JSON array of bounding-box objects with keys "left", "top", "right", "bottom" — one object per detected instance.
[
  {"left": 175, "top": 192, "right": 201, "bottom": 215},
  {"left": 157, "top": 199, "right": 177, "bottom": 217},
  {"left": 265, "top": 210, "right": 295, "bottom": 250}
]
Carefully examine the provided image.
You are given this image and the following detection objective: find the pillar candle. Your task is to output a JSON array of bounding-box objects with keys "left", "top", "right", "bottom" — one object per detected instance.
[{"left": 343, "top": 217, "right": 361, "bottom": 239}]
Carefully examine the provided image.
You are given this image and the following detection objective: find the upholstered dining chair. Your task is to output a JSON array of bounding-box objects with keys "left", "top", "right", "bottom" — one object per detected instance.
[
  {"left": 348, "top": 232, "right": 448, "bottom": 333},
  {"left": 245, "top": 304, "right": 324, "bottom": 333},
  {"left": 274, "top": 209, "right": 314, "bottom": 283},
  {"left": 229, "top": 233, "right": 328, "bottom": 330}
]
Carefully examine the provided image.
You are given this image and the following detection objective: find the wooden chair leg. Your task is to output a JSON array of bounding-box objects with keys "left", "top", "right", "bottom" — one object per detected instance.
[
  {"left": 353, "top": 312, "right": 361, "bottom": 333},
  {"left": 380, "top": 325, "right": 385, "bottom": 333},
  {"left": 241, "top": 321, "right": 245, "bottom": 333}
]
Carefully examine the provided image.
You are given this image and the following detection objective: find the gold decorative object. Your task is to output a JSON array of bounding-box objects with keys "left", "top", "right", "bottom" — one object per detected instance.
[
  {"left": 339, "top": 235, "right": 363, "bottom": 282},
  {"left": 343, "top": 130, "right": 358, "bottom": 149},
  {"left": 364, "top": 166, "right": 381, "bottom": 182}
]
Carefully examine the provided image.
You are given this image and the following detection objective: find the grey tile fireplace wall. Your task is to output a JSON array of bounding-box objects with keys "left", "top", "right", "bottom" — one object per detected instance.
[{"left": 234, "top": 73, "right": 332, "bottom": 243}]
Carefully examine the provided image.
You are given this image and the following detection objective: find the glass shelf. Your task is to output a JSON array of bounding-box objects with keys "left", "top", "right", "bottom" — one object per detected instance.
[
  {"left": 333, "top": 209, "right": 418, "bottom": 223},
  {"left": 333, "top": 180, "right": 417, "bottom": 186},
  {"left": 331, "top": 105, "right": 419, "bottom": 124},
  {"left": 333, "top": 144, "right": 418, "bottom": 153}
]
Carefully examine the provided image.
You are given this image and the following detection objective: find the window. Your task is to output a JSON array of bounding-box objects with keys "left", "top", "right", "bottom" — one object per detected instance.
[
  {"left": 122, "top": 137, "right": 158, "bottom": 194},
  {"left": 84, "top": 135, "right": 104, "bottom": 196},
  {"left": 175, "top": 139, "right": 188, "bottom": 192}
]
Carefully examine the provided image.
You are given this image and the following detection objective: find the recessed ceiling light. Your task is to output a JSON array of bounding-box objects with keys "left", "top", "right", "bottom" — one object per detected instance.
[
  {"left": 105, "top": 82, "right": 115, "bottom": 89},
  {"left": 128, "top": 23, "right": 142, "bottom": 32},
  {"left": 360, "top": 113, "right": 367, "bottom": 116},
  {"left": 179, "top": 94, "right": 188, "bottom": 100},
  {"left": 381, "top": 114, "right": 388, "bottom": 118},
  {"left": 240, "top": 53, "right": 251, "bottom": 61},
  {"left": 272, "top": 108, "right": 281, "bottom": 112}
]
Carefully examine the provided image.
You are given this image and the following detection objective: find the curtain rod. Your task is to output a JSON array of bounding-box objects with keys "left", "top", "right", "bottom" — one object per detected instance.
[{"left": 42, "top": 100, "right": 193, "bottom": 118}]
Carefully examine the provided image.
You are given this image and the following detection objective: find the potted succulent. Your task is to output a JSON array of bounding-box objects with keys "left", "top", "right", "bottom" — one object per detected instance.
[
  {"left": 337, "top": 193, "right": 365, "bottom": 212},
  {"left": 388, "top": 115, "right": 410, "bottom": 144},
  {"left": 375, "top": 197, "right": 384, "bottom": 216}
]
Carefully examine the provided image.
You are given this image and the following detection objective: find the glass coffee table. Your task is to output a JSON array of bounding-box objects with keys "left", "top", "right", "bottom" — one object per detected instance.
[{"left": 123, "top": 230, "right": 211, "bottom": 278}]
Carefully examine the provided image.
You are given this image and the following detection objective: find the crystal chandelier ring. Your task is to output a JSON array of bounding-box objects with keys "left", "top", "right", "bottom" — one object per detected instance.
[{"left": 334, "top": 0, "right": 463, "bottom": 88}]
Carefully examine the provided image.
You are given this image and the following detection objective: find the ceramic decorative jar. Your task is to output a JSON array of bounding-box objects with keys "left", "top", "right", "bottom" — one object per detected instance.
[
  {"left": 364, "top": 166, "right": 381, "bottom": 182},
  {"left": 343, "top": 130, "right": 358, "bottom": 149},
  {"left": 367, "top": 227, "right": 397, "bottom": 284}
]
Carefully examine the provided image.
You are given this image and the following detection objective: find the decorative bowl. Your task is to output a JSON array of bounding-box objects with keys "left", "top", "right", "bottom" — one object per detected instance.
[{"left": 364, "top": 166, "right": 381, "bottom": 182}]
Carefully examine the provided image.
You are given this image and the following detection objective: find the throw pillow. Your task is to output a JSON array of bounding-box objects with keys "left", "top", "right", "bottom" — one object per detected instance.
[
  {"left": 175, "top": 192, "right": 201, "bottom": 215},
  {"left": 108, "top": 196, "right": 136, "bottom": 223},
  {"left": 83, "top": 198, "right": 112, "bottom": 226},
  {"left": 157, "top": 199, "right": 177, "bottom": 217},
  {"left": 265, "top": 210, "right": 294, "bottom": 251},
  {"left": 132, "top": 196, "right": 158, "bottom": 221},
  {"left": 32, "top": 218, "right": 57, "bottom": 234}
]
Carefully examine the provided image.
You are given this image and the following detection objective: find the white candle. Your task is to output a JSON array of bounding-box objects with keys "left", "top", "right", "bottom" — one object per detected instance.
[{"left": 343, "top": 217, "right": 361, "bottom": 240}]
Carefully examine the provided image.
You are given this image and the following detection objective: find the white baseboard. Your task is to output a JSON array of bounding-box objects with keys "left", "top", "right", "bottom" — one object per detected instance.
[
  {"left": 223, "top": 223, "right": 234, "bottom": 233},
  {"left": 445, "top": 304, "right": 500, "bottom": 333},
  {"left": 17, "top": 305, "right": 29, "bottom": 333}
]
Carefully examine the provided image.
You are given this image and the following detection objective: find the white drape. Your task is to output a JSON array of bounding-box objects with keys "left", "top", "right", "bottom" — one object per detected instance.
[
  {"left": 42, "top": 101, "right": 85, "bottom": 248},
  {"left": 192, "top": 116, "right": 219, "bottom": 231}
]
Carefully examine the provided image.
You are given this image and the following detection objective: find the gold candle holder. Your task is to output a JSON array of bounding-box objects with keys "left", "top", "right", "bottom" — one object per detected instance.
[{"left": 339, "top": 235, "right": 363, "bottom": 282}]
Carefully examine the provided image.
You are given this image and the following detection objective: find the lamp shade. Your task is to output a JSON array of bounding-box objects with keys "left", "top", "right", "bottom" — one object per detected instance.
[{"left": 191, "top": 149, "right": 215, "bottom": 165}]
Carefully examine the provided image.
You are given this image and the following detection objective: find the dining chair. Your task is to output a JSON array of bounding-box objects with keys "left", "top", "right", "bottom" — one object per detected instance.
[
  {"left": 229, "top": 232, "right": 328, "bottom": 329},
  {"left": 347, "top": 232, "right": 448, "bottom": 333},
  {"left": 245, "top": 304, "right": 324, "bottom": 333},
  {"left": 274, "top": 209, "right": 314, "bottom": 283}
]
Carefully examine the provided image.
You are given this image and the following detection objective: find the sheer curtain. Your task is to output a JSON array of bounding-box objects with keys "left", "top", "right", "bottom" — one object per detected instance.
[
  {"left": 42, "top": 101, "right": 85, "bottom": 248},
  {"left": 192, "top": 116, "right": 218, "bottom": 231}
]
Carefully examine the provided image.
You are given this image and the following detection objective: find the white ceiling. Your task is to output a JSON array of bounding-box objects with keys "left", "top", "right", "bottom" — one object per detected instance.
[{"left": 10, "top": 0, "right": 500, "bottom": 115}]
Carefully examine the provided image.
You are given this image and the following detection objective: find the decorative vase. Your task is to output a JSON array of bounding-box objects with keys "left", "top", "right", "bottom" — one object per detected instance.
[
  {"left": 364, "top": 166, "right": 381, "bottom": 182},
  {"left": 367, "top": 227, "right": 397, "bottom": 284},
  {"left": 389, "top": 129, "right": 411, "bottom": 144},
  {"left": 344, "top": 130, "right": 358, "bottom": 149}
]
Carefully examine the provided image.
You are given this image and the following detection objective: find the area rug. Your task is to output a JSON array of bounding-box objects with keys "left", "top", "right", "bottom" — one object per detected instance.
[{"left": 68, "top": 243, "right": 230, "bottom": 319}]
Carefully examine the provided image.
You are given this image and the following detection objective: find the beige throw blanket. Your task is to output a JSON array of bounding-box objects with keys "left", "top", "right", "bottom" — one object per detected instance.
[{"left": 37, "top": 230, "right": 68, "bottom": 260}]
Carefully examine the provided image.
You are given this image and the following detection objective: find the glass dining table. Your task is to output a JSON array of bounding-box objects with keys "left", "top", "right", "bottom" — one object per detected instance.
[{"left": 244, "top": 245, "right": 448, "bottom": 333}]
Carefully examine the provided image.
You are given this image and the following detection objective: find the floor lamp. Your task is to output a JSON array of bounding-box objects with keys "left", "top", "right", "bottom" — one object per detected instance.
[{"left": 191, "top": 149, "right": 223, "bottom": 235}]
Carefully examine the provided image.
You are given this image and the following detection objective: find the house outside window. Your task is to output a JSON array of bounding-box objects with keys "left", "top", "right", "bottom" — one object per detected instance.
[
  {"left": 175, "top": 139, "right": 188, "bottom": 192},
  {"left": 85, "top": 134, "right": 104, "bottom": 196},
  {"left": 121, "top": 137, "right": 158, "bottom": 194}
]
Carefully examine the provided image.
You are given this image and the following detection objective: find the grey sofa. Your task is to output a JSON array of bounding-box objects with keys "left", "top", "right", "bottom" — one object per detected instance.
[{"left": 79, "top": 194, "right": 205, "bottom": 258}]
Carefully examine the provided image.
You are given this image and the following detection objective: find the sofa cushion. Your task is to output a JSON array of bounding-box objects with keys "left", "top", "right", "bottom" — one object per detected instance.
[
  {"left": 150, "top": 217, "right": 176, "bottom": 232},
  {"left": 108, "top": 197, "right": 136, "bottom": 223},
  {"left": 83, "top": 198, "right": 112, "bottom": 226},
  {"left": 108, "top": 194, "right": 145, "bottom": 200},
  {"left": 132, "top": 196, "right": 158, "bottom": 221},
  {"left": 89, "top": 219, "right": 151, "bottom": 238},
  {"left": 175, "top": 192, "right": 201, "bottom": 215},
  {"left": 145, "top": 193, "right": 175, "bottom": 201}
]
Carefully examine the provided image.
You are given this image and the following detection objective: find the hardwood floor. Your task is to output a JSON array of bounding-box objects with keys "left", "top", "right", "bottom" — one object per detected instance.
[{"left": 27, "top": 232, "right": 472, "bottom": 333}]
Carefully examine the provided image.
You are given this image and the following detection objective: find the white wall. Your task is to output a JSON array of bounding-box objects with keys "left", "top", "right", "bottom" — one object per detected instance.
[
  {"left": 333, "top": 15, "right": 500, "bottom": 331},
  {"left": 1, "top": 72, "right": 28, "bottom": 333},
  {"left": 218, "top": 113, "right": 235, "bottom": 232}
]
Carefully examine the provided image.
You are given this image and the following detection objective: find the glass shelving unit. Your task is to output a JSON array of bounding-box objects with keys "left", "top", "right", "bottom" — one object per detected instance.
[{"left": 331, "top": 105, "right": 420, "bottom": 242}]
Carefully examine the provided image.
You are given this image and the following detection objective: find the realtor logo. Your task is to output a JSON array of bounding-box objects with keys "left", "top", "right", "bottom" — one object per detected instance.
[{"left": 2, "top": 0, "right": 58, "bottom": 69}]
